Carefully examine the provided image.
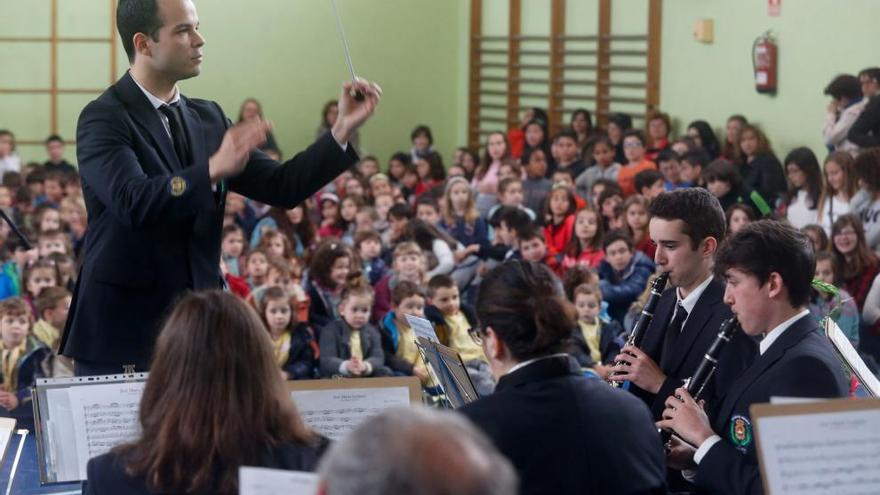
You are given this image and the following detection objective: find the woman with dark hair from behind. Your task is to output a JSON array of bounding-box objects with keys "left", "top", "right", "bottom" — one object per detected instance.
[
  {"left": 84, "top": 291, "right": 325, "bottom": 494},
  {"left": 460, "top": 260, "right": 665, "bottom": 495},
  {"left": 686, "top": 120, "right": 721, "bottom": 159}
]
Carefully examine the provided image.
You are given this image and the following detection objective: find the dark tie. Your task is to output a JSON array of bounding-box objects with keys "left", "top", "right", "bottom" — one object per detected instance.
[
  {"left": 159, "top": 103, "right": 191, "bottom": 167},
  {"left": 663, "top": 302, "right": 688, "bottom": 357}
]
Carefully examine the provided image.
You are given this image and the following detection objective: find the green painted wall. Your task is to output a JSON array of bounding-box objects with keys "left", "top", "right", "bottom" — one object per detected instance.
[
  {"left": 4, "top": 0, "right": 877, "bottom": 168},
  {"left": 1, "top": 0, "right": 465, "bottom": 168},
  {"left": 660, "top": 0, "right": 880, "bottom": 159},
  {"left": 466, "top": 0, "right": 878, "bottom": 160}
]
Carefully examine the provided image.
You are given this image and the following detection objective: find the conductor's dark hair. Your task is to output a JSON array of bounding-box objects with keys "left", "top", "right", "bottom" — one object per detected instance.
[
  {"left": 715, "top": 220, "right": 815, "bottom": 307},
  {"left": 117, "top": 0, "right": 164, "bottom": 64},
  {"left": 477, "top": 261, "right": 574, "bottom": 361},
  {"left": 824, "top": 74, "right": 862, "bottom": 101},
  {"left": 649, "top": 188, "right": 726, "bottom": 250}
]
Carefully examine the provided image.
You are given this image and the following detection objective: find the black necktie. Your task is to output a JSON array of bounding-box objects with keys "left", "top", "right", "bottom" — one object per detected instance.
[
  {"left": 663, "top": 302, "right": 688, "bottom": 355},
  {"left": 159, "top": 103, "right": 190, "bottom": 166}
]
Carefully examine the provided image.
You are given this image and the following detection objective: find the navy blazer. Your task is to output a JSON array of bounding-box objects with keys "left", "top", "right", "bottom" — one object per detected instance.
[
  {"left": 695, "top": 315, "right": 849, "bottom": 495},
  {"left": 630, "top": 280, "right": 758, "bottom": 419},
  {"left": 61, "top": 72, "right": 357, "bottom": 368},
  {"left": 83, "top": 439, "right": 328, "bottom": 495},
  {"left": 460, "top": 355, "right": 666, "bottom": 495}
]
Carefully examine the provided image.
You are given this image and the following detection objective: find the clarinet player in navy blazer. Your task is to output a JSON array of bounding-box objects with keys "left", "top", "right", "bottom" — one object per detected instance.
[
  {"left": 658, "top": 220, "right": 849, "bottom": 495},
  {"left": 60, "top": 0, "right": 381, "bottom": 375},
  {"left": 608, "top": 188, "right": 756, "bottom": 419}
]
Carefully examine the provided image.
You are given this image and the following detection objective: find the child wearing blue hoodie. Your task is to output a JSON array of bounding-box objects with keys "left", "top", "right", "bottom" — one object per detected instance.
[
  {"left": 597, "top": 230, "right": 656, "bottom": 325},
  {"left": 378, "top": 281, "right": 439, "bottom": 386}
]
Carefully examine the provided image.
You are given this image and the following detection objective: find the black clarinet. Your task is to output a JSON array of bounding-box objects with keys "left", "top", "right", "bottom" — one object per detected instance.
[
  {"left": 611, "top": 271, "right": 670, "bottom": 388},
  {"left": 660, "top": 316, "right": 740, "bottom": 445}
]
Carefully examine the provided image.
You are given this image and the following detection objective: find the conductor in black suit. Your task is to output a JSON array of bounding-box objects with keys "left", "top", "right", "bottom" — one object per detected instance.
[
  {"left": 658, "top": 221, "right": 849, "bottom": 495},
  {"left": 460, "top": 260, "right": 666, "bottom": 495},
  {"left": 609, "top": 188, "right": 757, "bottom": 419},
  {"left": 60, "top": 0, "right": 381, "bottom": 376}
]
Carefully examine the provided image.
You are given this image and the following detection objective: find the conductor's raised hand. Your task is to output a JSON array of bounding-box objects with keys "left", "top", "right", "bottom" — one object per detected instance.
[
  {"left": 332, "top": 77, "right": 382, "bottom": 144},
  {"left": 208, "top": 118, "right": 272, "bottom": 183}
]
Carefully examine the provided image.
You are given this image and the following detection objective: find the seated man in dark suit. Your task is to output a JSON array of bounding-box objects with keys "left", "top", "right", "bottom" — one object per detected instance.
[
  {"left": 658, "top": 220, "right": 849, "bottom": 495},
  {"left": 61, "top": 0, "right": 381, "bottom": 375},
  {"left": 609, "top": 188, "right": 757, "bottom": 419}
]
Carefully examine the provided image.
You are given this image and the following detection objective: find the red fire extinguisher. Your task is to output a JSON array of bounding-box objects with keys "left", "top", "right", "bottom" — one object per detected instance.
[{"left": 753, "top": 31, "right": 777, "bottom": 94}]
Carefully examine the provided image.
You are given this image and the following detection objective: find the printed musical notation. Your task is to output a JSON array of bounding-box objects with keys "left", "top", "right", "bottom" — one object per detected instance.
[
  {"left": 68, "top": 382, "right": 145, "bottom": 479},
  {"left": 291, "top": 387, "right": 410, "bottom": 441},
  {"left": 757, "top": 408, "right": 880, "bottom": 494}
]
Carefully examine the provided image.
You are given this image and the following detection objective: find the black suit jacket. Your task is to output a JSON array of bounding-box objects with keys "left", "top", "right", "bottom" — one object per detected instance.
[
  {"left": 83, "top": 439, "right": 328, "bottom": 494},
  {"left": 631, "top": 280, "right": 757, "bottom": 419},
  {"left": 460, "top": 355, "right": 666, "bottom": 495},
  {"left": 61, "top": 71, "right": 357, "bottom": 368},
  {"left": 695, "top": 315, "right": 849, "bottom": 495}
]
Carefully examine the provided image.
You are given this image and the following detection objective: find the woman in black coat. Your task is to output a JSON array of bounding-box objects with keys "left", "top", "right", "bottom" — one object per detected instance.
[{"left": 459, "top": 260, "right": 666, "bottom": 495}]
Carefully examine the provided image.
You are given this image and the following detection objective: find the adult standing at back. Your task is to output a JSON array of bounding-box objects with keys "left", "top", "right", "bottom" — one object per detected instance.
[
  {"left": 460, "top": 260, "right": 666, "bottom": 495},
  {"left": 61, "top": 0, "right": 381, "bottom": 375}
]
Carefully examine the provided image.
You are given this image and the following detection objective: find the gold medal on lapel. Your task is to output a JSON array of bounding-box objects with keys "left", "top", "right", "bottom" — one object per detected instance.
[{"left": 170, "top": 176, "right": 187, "bottom": 197}]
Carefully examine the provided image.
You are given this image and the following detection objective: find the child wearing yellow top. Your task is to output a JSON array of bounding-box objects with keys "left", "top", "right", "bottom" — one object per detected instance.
[
  {"left": 572, "top": 284, "right": 624, "bottom": 380},
  {"left": 318, "top": 279, "right": 391, "bottom": 378},
  {"left": 0, "top": 297, "right": 50, "bottom": 430},
  {"left": 33, "top": 286, "right": 74, "bottom": 377},
  {"left": 427, "top": 275, "right": 496, "bottom": 395}
]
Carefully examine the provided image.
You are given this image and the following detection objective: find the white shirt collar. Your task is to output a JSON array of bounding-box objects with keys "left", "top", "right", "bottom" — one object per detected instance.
[
  {"left": 759, "top": 309, "right": 811, "bottom": 355},
  {"left": 507, "top": 353, "right": 570, "bottom": 375},
  {"left": 677, "top": 274, "right": 714, "bottom": 316},
  {"left": 130, "top": 71, "right": 180, "bottom": 109}
]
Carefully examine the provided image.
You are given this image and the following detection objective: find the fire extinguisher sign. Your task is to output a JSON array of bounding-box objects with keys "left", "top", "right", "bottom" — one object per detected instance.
[{"left": 768, "top": 0, "right": 781, "bottom": 17}]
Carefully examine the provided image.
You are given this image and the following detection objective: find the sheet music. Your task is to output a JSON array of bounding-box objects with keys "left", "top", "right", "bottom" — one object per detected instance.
[
  {"left": 405, "top": 314, "right": 439, "bottom": 342},
  {"left": 239, "top": 467, "right": 318, "bottom": 495},
  {"left": 757, "top": 408, "right": 880, "bottom": 494},
  {"left": 0, "top": 418, "right": 14, "bottom": 465},
  {"left": 291, "top": 386, "right": 410, "bottom": 441},
  {"left": 826, "top": 319, "right": 880, "bottom": 396},
  {"left": 67, "top": 381, "right": 145, "bottom": 479}
]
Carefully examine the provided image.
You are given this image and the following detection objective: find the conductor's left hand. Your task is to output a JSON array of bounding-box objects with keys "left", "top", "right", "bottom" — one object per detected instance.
[{"left": 332, "top": 77, "right": 382, "bottom": 144}]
